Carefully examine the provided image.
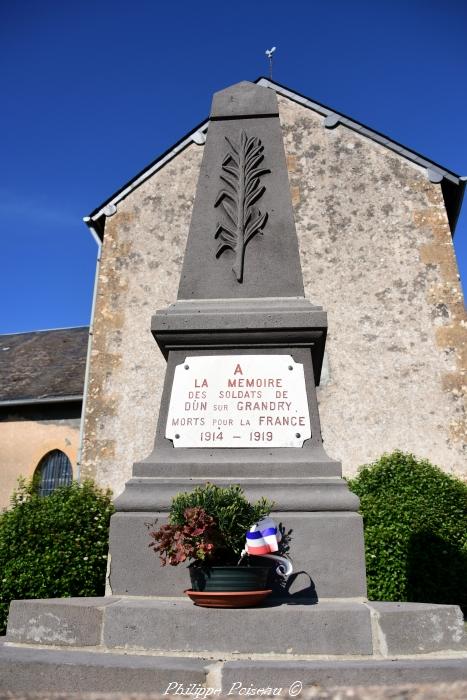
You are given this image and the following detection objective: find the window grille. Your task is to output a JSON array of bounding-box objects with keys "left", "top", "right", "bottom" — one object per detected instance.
[{"left": 36, "top": 450, "right": 73, "bottom": 496}]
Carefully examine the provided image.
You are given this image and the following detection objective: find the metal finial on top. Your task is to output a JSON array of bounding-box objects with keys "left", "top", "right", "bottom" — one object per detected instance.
[{"left": 265, "top": 47, "right": 276, "bottom": 79}]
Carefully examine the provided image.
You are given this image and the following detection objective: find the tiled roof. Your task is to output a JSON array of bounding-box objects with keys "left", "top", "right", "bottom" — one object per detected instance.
[{"left": 0, "top": 327, "right": 88, "bottom": 404}]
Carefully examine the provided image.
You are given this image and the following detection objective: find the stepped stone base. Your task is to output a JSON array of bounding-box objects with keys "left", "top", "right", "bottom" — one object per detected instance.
[
  {"left": 1, "top": 643, "right": 467, "bottom": 694},
  {"left": 6, "top": 597, "right": 466, "bottom": 656},
  {"left": 2, "top": 596, "right": 467, "bottom": 693},
  {"left": 0, "top": 642, "right": 206, "bottom": 694}
]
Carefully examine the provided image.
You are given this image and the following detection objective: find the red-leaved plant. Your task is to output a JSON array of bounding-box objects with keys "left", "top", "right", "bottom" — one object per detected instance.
[
  {"left": 149, "top": 507, "right": 218, "bottom": 566},
  {"left": 148, "top": 483, "right": 274, "bottom": 568}
]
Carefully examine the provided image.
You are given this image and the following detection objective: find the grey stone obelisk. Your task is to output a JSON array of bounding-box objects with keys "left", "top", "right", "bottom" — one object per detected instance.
[{"left": 110, "top": 81, "right": 366, "bottom": 599}]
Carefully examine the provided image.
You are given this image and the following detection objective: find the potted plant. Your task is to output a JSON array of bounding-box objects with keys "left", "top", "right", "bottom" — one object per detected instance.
[{"left": 148, "top": 483, "right": 290, "bottom": 607}]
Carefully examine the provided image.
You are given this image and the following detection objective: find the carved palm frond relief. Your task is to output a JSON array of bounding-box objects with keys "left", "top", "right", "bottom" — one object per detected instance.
[{"left": 214, "top": 130, "right": 270, "bottom": 282}]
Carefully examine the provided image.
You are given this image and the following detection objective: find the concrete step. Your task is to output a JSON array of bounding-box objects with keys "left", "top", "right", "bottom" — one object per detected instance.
[
  {"left": 1, "top": 642, "right": 467, "bottom": 694},
  {"left": 220, "top": 658, "right": 467, "bottom": 691},
  {"left": 6, "top": 596, "right": 467, "bottom": 657},
  {"left": 0, "top": 642, "right": 208, "bottom": 694}
]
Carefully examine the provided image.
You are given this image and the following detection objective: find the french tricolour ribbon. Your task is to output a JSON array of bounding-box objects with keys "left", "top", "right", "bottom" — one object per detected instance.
[
  {"left": 245, "top": 517, "right": 279, "bottom": 555},
  {"left": 244, "top": 517, "right": 293, "bottom": 577}
]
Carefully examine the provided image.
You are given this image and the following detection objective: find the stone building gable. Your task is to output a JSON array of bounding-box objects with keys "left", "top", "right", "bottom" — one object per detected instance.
[
  {"left": 80, "top": 144, "right": 203, "bottom": 494},
  {"left": 80, "top": 91, "right": 466, "bottom": 499},
  {"left": 278, "top": 96, "right": 466, "bottom": 476}
]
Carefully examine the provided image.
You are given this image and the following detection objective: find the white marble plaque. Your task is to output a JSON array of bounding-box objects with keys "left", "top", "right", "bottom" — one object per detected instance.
[{"left": 165, "top": 355, "right": 311, "bottom": 448}]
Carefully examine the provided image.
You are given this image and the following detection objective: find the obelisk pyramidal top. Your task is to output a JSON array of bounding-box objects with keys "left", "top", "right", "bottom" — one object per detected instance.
[{"left": 177, "top": 81, "right": 305, "bottom": 299}]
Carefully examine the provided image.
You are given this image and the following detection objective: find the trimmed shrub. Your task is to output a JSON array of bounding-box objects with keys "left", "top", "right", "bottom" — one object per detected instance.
[
  {"left": 348, "top": 451, "right": 467, "bottom": 610},
  {"left": 0, "top": 479, "right": 114, "bottom": 634},
  {"left": 149, "top": 482, "right": 274, "bottom": 566}
]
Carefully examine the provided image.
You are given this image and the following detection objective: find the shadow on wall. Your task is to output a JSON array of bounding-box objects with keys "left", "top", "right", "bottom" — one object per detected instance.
[
  {"left": 406, "top": 531, "right": 467, "bottom": 614},
  {"left": 348, "top": 450, "right": 467, "bottom": 614}
]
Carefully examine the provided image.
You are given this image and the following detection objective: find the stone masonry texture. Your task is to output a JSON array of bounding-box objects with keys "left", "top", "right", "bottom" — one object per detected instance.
[
  {"left": 80, "top": 145, "right": 203, "bottom": 495},
  {"left": 278, "top": 96, "right": 466, "bottom": 479},
  {"left": 80, "top": 94, "right": 466, "bottom": 498}
]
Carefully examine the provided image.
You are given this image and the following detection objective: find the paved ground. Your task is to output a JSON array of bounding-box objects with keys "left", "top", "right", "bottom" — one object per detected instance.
[{"left": 1, "top": 683, "right": 467, "bottom": 699}]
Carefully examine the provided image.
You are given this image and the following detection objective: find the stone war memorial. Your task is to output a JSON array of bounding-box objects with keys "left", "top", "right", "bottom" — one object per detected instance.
[{"left": 1, "top": 82, "right": 467, "bottom": 693}]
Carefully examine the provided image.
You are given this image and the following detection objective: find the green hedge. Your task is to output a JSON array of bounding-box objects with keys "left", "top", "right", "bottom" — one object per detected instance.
[
  {"left": 0, "top": 479, "right": 114, "bottom": 634},
  {"left": 348, "top": 451, "right": 467, "bottom": 610}
]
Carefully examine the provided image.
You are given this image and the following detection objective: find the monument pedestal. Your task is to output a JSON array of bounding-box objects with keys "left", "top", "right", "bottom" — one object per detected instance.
[
  {"left": 109, "top": 510, "right": 366, "bottom": 598},
  {"left": 109, "top": 297, "right": 366, "bottom": 600}
]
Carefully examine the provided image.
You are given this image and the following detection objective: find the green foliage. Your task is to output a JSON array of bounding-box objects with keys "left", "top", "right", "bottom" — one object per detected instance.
[
  {"left": 169, "top": 483, "right": 273, "bottom": 558},
  {"left": 149, "top": 483, "right": 274, "bottom": 566},
  {"left": 348, "top": 451, "right": 467, "bottom": 609},
  {"left": 0, "top": 478, "right": 114, "bottom": 634}
]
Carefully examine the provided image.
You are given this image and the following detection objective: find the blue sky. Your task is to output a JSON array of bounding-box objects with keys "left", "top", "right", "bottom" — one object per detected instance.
[{"left": 1, "top": 0, "right": 466, "bottom": 333}]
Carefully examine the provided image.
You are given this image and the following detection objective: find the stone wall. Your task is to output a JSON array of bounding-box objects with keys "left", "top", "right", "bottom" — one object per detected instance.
[
  {"left": 278, "top": 95, "right": 466, "bottom": 477},
  {"left": 80, "top": 144, "right": 203, "bottom": 497},
  {"left": 80, "top": 95, "right": 466, "bottom": 498}
]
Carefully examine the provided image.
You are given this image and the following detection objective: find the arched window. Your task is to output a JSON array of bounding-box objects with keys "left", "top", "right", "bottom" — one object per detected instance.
[{"left": 35, "top": 450, "right": 73, "bottom": 496}]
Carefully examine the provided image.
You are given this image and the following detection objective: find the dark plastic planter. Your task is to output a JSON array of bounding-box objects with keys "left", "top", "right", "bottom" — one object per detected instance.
[{"left": 189, "top": 565, "right": 270, "bottom": 592}]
